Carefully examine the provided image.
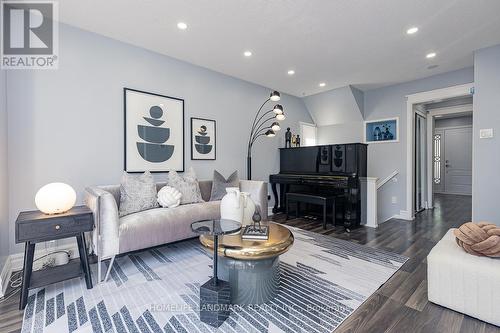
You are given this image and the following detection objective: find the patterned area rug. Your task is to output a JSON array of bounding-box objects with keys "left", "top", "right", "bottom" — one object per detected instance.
[{"left": 22, "top": 226, "right": 407, "bottom": 333}]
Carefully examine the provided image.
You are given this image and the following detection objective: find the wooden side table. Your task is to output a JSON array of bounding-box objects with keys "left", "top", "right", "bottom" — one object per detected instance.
[{"left": 15, "top": 206, "right": 94, "bottom": 310}]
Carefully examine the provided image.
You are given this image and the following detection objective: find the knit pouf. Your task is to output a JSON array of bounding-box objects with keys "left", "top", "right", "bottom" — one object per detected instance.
[{"left": 454, "top": 222, "right": 500, "bottom": 257}]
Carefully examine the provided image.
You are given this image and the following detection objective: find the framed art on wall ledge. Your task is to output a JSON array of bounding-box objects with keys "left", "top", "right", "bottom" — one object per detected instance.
[
  {"left": 364, "top": 117, "right": 399, "bottom": 143},
  {"left": 124, "top": 88, "right": 185, "bottom": 172},
  {"left": 191, "top": 117, "right": 216, "bottom": 160}
]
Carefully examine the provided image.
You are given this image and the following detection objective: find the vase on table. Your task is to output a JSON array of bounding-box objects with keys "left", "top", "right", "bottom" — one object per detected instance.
[
  {"left": 220, "top": 187, "right": 244, "bottom": 223},
  {"left": 240, "top": 192, "right": 256, "bottom": 226}
]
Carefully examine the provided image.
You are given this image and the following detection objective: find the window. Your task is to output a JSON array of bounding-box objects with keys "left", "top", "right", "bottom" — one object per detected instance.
[
  {"left": 300, "top": 122, "right": 317, "bottom": 146},
  {"left": 433, "top": 134, "right": 441, "bottom": 184}
]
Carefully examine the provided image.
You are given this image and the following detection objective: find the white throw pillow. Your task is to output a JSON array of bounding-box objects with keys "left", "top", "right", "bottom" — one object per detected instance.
[
  {"left": 157, "top": 186, "right": 182, "bottom": 208},
  {"left": 168, "top": 167, "right": 204, "bottom": 205}
]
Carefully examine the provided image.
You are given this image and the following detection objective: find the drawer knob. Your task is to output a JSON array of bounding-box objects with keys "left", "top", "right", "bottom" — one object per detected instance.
[{"left": 55, "top": 225, "right": 61, "bottom": 230}]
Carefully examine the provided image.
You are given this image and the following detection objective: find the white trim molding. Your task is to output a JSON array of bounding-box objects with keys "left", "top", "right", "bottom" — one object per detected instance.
[
  {"left": 0, "top": 256, "right": 13, "bottom": 297},
  {"left": 361, "top": 177, "right": 378, "bottom": 228},
  {"left": 405, "top": 83, "right": 474, "bottom": 220}
]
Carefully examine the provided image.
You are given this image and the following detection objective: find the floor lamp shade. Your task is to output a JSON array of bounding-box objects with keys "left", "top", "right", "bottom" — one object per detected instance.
[{"left": 35, "top": 183, "right": 77, "bottom": 214}]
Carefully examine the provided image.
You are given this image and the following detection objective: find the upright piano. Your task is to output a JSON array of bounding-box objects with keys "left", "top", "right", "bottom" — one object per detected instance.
[{"left": 269, "top": 143, "right": 367, "bottom": 230}]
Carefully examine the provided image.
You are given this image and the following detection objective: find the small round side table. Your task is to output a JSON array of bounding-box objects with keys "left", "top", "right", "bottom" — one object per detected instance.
[{"left": 191, "top": 219, "right": 241, "bottom": 327}]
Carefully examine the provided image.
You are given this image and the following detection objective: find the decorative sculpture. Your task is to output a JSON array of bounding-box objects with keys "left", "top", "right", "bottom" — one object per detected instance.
[
  {"left": 454, "top": 222, "right": 500, "bottom": 257},
  {"left": 285, "top": 128, "right": 292, "bottom": 148},
  {"left": 296, "top": 135, "right": 301, "bottom": 147}
]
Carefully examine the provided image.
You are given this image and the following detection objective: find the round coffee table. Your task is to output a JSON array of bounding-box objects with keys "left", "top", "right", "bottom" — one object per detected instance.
[{"left": 199, "top": 222, "right": 294, "bottom": 305}]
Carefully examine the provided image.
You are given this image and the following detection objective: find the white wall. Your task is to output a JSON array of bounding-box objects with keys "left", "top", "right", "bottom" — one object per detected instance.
[
  {"left": 435, "top": 115, "right": 472, "bottom": 128},
  {"left": 473, "top": 45, "right": 500, "bottom": 225},
  {"left": 317, "top": 122, "right": 363, "bottom": 144},
  {"left": 6, "top": 24, "right": 312, "bottom": 255},
  {"left": 0, "top": 69, "right": 8, "bottom": 270},
  {"left": 364, "top": 67, "right": 474, "bottom": 221}
]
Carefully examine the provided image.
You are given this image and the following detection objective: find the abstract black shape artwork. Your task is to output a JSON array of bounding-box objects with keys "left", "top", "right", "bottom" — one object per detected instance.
[
  {"left": 124, "top": 88, "right": 185, "bottom": 172},
  {"left": 191, "top": 118, "right": 216, "bottom": 160}
]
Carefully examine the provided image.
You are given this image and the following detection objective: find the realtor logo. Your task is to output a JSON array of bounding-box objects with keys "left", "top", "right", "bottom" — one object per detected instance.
[{"left": 1, "top": 0, "right": 58, "bottom": 69}]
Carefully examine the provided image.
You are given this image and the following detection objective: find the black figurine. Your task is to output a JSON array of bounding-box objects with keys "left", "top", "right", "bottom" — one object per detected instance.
[
  {"left": 285, "top": 128, "right": 292, "bottom": 148},
  {"left": 252, "top": 207, "right": 262, "bottom": 231},
  {"left": 296, "top": 135, "right": 301, "bottom": 147}
]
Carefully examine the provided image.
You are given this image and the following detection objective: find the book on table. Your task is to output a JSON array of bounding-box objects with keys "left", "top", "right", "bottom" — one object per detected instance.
[{"left": 242, "top": 225, "right": 269, "bottom": 240}]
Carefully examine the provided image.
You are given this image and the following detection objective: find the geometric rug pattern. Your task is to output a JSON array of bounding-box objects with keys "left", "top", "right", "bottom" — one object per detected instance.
[{"left": 22, "top": 226, "right": 407, "bottom": 333}]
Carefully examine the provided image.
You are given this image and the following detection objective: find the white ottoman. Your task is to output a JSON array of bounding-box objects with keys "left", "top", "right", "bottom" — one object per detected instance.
[{"left": 428, "top": 229, "right": 500, "bottom": 326}]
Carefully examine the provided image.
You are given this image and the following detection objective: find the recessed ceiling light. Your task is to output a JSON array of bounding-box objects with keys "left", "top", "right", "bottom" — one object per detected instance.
[
  {"left": 406, "top": 27, "right": 418, "bottom": 35},
  {"left": 244, "top": 51, "right": 252, "bottom": 57},
  {"left": 177, "top": 22, "right": 187, "bottom": 30},
  {"left": 287, "top": 70, "right": 295, "bottom": 75},
  {"left": 319, "top": 82, "right": 326, "bottom": 87},
  {"left": 426, "top": 52, "right": 436, "bottom": 59}
]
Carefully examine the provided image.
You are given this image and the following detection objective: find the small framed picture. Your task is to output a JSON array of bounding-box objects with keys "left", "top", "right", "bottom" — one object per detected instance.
[
  {"left": 191, "top": 117, "right": 216, "bottom": 160},
  {"left": 124, "top": 88, "right": 185, "bottom": 172},
  {"left": 364, "top": 117, "right": 399, "bottom": 143}
]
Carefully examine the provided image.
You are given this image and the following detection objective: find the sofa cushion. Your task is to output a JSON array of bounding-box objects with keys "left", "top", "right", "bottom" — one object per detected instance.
[
  {"left": 118, "top": 201, "right": 221, "bottom": 253},
  {"left": 118, "top": 171, "right": 158, "bottom": 217},
  {"left": 210, "top": 170, "right": 239, "bottom": 201},
  {"left": 168, "top": 167, "right": 204, "bottom": 205}
]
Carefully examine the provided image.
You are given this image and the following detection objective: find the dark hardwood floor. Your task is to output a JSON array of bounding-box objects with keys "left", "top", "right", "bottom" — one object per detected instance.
[
  {"left": 1, "top": 194, "right": 498, "bottom": 332},
  {"left": 273, "top": 193, "right": 500, "bottom": 333}
]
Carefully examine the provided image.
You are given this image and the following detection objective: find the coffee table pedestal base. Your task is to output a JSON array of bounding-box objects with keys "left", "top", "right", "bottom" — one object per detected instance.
[{"left": 199, "top": 278, "right": 231, "bottom": 327}]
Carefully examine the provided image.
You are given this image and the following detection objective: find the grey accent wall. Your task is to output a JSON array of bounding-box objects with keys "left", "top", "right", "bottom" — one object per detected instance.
[
  {"left": 364, "top": 67, "right": 474, "bottom": 221},
  {"left": 317, "top": 122, "right": 363, "bottom": 144},
  {"left": 473, "top": 45, "right": 500, "bottom": 225},
  {"left": 0, "top": 69, "right": 8, "bottom": 270},
  {"left": 435, "top": 115, "right": 472, "bottom": 128},
  {"left": 6, "top": 24, "right": 312, "bottom": 254},
  {"left": 303, "top": 85, "right": 364, "bottom": 126}
]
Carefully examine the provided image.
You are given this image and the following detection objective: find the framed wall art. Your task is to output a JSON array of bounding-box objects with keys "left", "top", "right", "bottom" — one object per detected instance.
[
  {"left": 124, "top": 88, "right": 185, "bottom": 172},
  {"left": 191, "top": 117, "right": 216, "bottom": 160},
  {"left": 364, "top": 117, "right": 399, "bottom": 143}
]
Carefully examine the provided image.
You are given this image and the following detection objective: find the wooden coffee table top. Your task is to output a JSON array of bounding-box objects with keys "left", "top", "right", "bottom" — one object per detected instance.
[{"left": 199, "top": 222, "right": 294, "bottom": 260}]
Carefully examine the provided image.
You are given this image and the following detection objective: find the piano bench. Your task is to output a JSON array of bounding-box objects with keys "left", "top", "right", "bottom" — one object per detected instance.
[{"left": 285, "top": 192, "right": 336, "bottom": 229}]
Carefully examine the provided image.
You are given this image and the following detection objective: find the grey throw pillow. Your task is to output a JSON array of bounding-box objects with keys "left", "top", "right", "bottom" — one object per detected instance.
[
  {"left": 210, "top": 170, "right": 239, "bottom": 201},
  {"left": 168, "top": 167, "right": 204, "bottom": 205},
  {"left": 119, "top": 171, "right": 158, "bottom": 217}
]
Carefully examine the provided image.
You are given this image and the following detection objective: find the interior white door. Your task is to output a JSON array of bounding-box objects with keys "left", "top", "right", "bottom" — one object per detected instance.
[{"left": 444, "top": 127, "right": 472, "bottom": 195}]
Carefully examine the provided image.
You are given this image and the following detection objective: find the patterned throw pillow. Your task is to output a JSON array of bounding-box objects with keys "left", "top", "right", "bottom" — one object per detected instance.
[
  {"left": 119, "top": 171, "right": 158, "bottom": 217},
  {"left": 210, "top": 170, "right": 239, "bottom": 201},
  {"left": 168, "top": 167, "right": 204, "bottom": 205}
]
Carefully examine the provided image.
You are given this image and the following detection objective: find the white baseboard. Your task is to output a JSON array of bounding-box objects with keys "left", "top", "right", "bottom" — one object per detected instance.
[
  {"left": 392, "top": 210, "right": 413, "bottom": 221},
  {"left": 10, "top": 243, "right": 80, "bottom": 272},
  {"left": 0, "top": 256, "right": 13, "bottom": 297}
]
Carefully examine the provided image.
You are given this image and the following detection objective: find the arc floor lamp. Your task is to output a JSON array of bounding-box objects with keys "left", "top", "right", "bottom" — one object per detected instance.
[{"left": 247, "top": 91, "right": 286, "bottom": 180}]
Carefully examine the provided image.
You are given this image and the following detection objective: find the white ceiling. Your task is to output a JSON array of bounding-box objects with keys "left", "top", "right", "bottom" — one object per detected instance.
[{"left": 58, "top": 0, "right": 500, "bottom": 97}]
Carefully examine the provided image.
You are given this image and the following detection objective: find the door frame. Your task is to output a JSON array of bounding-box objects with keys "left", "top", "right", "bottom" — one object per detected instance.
[
  {"left": 427, "top": 105, "right": 473, "bottom": 201},
  {"left": 405, "top": 83, "right": 474, "bottom": 220}
]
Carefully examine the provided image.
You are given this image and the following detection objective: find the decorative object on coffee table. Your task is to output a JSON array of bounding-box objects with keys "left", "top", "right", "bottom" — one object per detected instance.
[
  {"left": 191, "top": 219, "right": 241, "bottom": 327},
  {"left": 454, "top": 222, "right": 500, "bottom": 257},
  {"left": 247, "top": 91, "right": 285, "bottom": 179},
  {"left": 242, "top": 207, "right": 269, "bottom": 240},
  {"left": 124, "top": 88, "right": 184, "bottom": 172},
  {"left": 15, "top": 206, "right": 94, "bottom": 310},
  {"left": 200, "top": 222, "right": 294, "bottom": 305},
  {"left": 220, "top": 187, "right": 243, "bottom": 223},
  {"left": 191, "top": 117, "right": 216, "bottom": 160}
]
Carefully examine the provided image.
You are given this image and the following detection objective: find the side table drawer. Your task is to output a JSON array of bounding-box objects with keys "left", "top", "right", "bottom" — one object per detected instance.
[{"left": 17, "top": 214, "right": 93, "bottom": 243}]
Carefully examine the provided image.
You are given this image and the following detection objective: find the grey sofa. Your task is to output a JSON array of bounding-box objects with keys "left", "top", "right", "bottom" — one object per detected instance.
[{"left": 84, "top": 180, "right": 267, "bottom": 283}]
